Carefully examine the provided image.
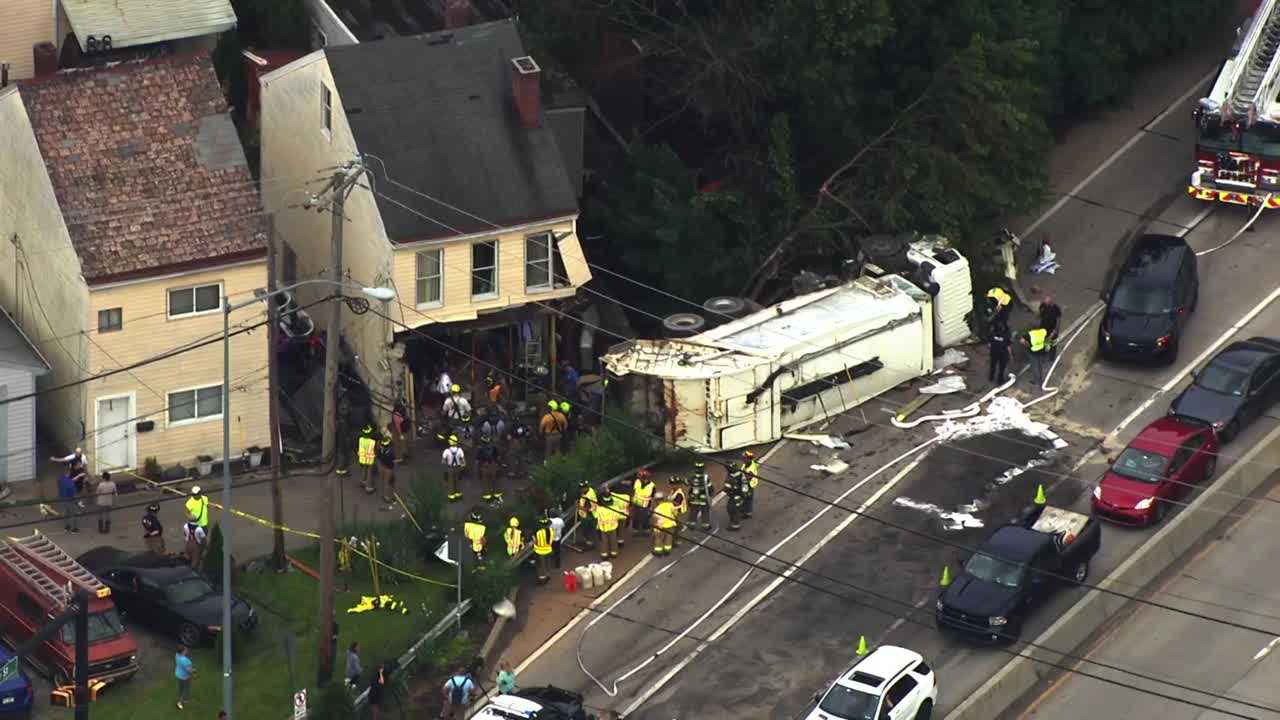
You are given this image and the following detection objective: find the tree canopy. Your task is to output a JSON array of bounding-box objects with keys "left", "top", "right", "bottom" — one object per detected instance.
[{"left": 521, "top": 0, "right": 1221, "bottom": 309}]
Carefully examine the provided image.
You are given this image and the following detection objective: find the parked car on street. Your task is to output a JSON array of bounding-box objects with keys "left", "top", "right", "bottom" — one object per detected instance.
[
  {"left": 0, "top": 647, "right": 33, "bottom": 716},
  {"left": 1098, "top": 233, "right": 1198, "bottom": 364},
  {"left": 803, "top": 645, "right": 938, "bottom": 720},
  {"left": 936, "top": 505, "right": 1100, "bottom": 643},
  {"left": 1091, "top": 417, "right": 1218, "bottom": 526},
  {"left": 77, "top": 548, "right": 256, "bottom": 648},
  {"left": 1167, "top": 336, "right": 1280, "bottom": 442},
  {"left": 472, "top": 685, "right": 594, "bottom": 720}
]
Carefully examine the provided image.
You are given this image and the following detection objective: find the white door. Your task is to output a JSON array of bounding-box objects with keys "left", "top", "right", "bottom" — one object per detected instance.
[{"left": 95, "top": 395, "right": 134, "bottom": 471}]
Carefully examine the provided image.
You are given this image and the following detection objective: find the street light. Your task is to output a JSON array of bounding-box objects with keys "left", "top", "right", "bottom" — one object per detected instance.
[{"left": 219, "top": 279, "right": 394, "bottom": 717}]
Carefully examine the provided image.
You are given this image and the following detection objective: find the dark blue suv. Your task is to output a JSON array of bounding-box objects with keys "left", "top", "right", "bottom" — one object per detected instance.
[{"left": 1098, "top": 234, "right": 1198, "bottom": 364}]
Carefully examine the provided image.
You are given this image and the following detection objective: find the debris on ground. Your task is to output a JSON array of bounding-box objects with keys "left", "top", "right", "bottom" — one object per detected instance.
[
  {"left": 810, "top": 459, "right": 850, "bottom": 474},
  {"left": 919, "top": 375, "right": 966, "bottom": 395},
  {"left": 933, "top": 348, "right": 969, "bottom": 373},
  {"left": 784, "top": 433, "right": 851, "bottom": 449}
]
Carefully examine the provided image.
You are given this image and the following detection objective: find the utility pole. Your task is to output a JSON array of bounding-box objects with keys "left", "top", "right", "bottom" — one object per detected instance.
[
  {"left": 266, "top": 222, "right": 286, "bottom": 570},
  {"left": 316, "top": 160, "right": 365, "bottom": 685}
]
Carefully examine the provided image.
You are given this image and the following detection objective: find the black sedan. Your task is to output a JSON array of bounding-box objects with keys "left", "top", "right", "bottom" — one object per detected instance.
[
  {"left": 77, "top": 547, "right": 257, "bottom": 647},
  {"left": 1168, "top": 337, "right": 1280, "bottom": 442}
]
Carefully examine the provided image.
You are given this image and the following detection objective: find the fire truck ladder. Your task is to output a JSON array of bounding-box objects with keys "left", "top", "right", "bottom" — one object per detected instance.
[
  {"left": 4, "top": 532, "right": 108, "bottom": 603},
  {"left": 1230, "top": 0, "right": 1280, "bottom": 116}
]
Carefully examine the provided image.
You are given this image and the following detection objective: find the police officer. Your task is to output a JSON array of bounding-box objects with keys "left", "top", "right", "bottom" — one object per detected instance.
[
  {"left": 532, "top": 517, "right": 554, "bottom": 584},
  {"left": 688, "top": 462, "right": 713, "bottom": 530},
  {"left": 503, "top": 517, "right": 523, "bottom": 558},
  {"left": 142, "top": 502, "right": 165, "bottom": 555},
  {"left": 442, "top": 435, "right": 466, "bottom": 502},
  {"left": 725, "top": 469, "right": 747, "bottom": 530},
  {"left": 595, "top": 491, "right": 621, "bottom": 560},
  {"left": 357, "top": 424, "right": 378, "bottom": 492},
  {"left": 376, "top": 434, "right": 396, "bottom": 510},
  {"left": 631, "top": 469, "right": 655, "bottom": 535},
  {"left": 463, "top": 511, "right": 487, "bottom": 564},
  {"left": 577, "top": 481, "right": 598, "bottom": 549},
  {"left": 477, "top": 432, "right": 501, "bottom": 505},
  {"left": 738, "top": 450, "right": 759, "bottom": 518}
]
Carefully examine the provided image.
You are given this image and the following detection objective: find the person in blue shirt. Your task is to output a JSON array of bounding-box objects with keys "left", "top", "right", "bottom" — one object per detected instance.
[
  {"left": 441, "top": 668, "right": 476, "bottom": 719},
  {"left": 57, "top": 474, "right": 80, "bottom": 533},
  {"left": 174, "top": 644, "right": 195, "bottom": 709},
  {"left": 559, "top": 361, "right": 579, "bottom": 397}
]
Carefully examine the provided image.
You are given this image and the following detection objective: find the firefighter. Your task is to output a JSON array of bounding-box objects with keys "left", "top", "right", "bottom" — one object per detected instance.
[
  {"left": 688, "top": 462, "right": 713, "bottom": 530},
  {"left": 539, "top": 401, "right": 567, "bottom": 460},
  {"left": 576, "top": 481, "right": 598, "bottom": 549},
  {"left": 1019, "top": 326, "right": 1052, "bottom": 385},
  {"left": 609, "top": 484, "right": 631, "bottom": 548},
  {"left": 442, "top": 435, "right": 466, "bottom": 502},
  {"left": 376, "top": 435, "right": 396, "bottom": 509},
  {"left": 595, "top": 491, "right": 621, "bottom": 560},
  {"left": 559, "top": 400, "right": 576, "bottom": 453},
  {"left": 357, "top": 424, "right": 377, "bottom": 492},
  {"left": 532, "top": 517, "right": 554, "bottom": 584},
  {"left": 463, "top": 511, "right": 487, "bottom": 564},
  {"left": 631, "top": 469, "right": 655, "bottom": 535},
  {"left": 503, "top": 517, "right": 523, "bottom": 558},
  {"left": 486, "top": 373, "right": 506, "bottom": 408},
  {"left": 477, "top": 432, "right": 501, "bottom": 505},
  {"left": 442, "top": 384, "right": 471, "bottom": 425},
  {"left": 652, "top": 492, "right": 676, "bottom": 556},
  {"left": 669, "top": 482, "right": 688, "bottom": 548},
  {"left": 725, "top": 468, "right": 747, "bottom": 531},
  {"left": 739, "top": 450, "right": 759, "bottom": 518},
  {"left": 986, "top": 286, "right": 1013, "bottom": 334}
]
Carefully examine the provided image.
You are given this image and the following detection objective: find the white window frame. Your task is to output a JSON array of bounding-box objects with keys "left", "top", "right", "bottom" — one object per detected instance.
[
  {"left": 167, "top": 282, "right": 223, "bottom": 319},
  {"left": 97, "top": 307, "right": 123, "bottom": 333},
  {"left": 166, "top": 383, "right": 224, "bottom": 427},
  {"left": 525, "top": 232, "right": 553, "bottom": 292},
  {"left": 415, "top": 248, "right": 444, "bottom": 307},
  {"left": 321, "top": 83, "right": 333, "bottom": 140},
  {"left": 471, "top": 240, "right": 499, "bottom": 299}
]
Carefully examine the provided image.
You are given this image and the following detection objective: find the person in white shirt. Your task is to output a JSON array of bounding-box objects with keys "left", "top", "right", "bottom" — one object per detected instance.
[
  {"left": 548, "top": 513, "right": 564, "bottom": 569},
  {"left": 436, "top": 370, "right": 453, "bottom": 396},
  {"left": 442, "top": 386, "right": 472, "bottom": 423},
  {"left": 184, "top": 522, "right": 207, "bottom": 570}
]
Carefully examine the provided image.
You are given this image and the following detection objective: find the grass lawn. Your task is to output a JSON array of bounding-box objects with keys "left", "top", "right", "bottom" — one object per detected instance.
[{"left": 88, "top": 547, "right": 454, "bottom": 720}]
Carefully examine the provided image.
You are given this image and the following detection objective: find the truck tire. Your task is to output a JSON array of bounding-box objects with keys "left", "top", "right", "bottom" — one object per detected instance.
[
  {"left": 702, "top": 296, "right": 748, "bottom": 319},
  {"left": 663, "top": 313, "right": 706, "bottom": 338},
  {"left": 915, "top": 700, "right": 934, "bottom": 720},
  {"left": 1072, "top": 560, "right": 1089, "bottom": 585},
  {"left": 178, "top": 622, "right": 203, "bottom": 647}
]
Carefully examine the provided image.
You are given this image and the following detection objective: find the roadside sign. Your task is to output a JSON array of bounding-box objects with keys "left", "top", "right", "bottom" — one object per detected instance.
[
  {"left": 0, "top": 658, "right": 16, "bottom": 685},
  {"left": 293, "top": 688, "right": 307, "bottom": 719}
]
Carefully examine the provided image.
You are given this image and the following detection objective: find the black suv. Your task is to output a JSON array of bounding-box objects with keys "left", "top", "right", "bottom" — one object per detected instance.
[{"left": 1098, "top": 233, "right": 1198, "bottom": 364}]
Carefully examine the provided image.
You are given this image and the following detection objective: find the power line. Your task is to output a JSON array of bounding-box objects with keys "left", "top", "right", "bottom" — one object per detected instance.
[{"left": 368, "top": 305, "right": 1280, "bottom": 641}]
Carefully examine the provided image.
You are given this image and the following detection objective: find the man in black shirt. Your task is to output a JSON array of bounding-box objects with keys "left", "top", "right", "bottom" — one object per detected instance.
[
  {"left": 367, "top": 663, "right": 385, "bottom": 719},
  {"left": 142, "top": 502, "right": 165, "bottom": 554},
  {"left": 1039, "top": 295, "right": 1062, "bottom": 341}
]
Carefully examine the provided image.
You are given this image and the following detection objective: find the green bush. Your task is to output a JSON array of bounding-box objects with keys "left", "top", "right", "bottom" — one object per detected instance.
[
  {"left": 408, "top": 471, "right": 448, "bottom": 528},
  {"left": 203, "top": 523, "right": 225, "bottom": 589},
  {"left": 338, "top": 519, "right": 424, "bottom": 589},
  {"left": 465, "top": 562, "right": 516, "bottom": 614},
  {"left": 530, "top": 415, "right": 657, "bottom": 503}
]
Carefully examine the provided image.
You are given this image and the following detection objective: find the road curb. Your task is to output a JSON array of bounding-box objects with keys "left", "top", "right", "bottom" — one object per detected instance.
[{"left": 944, "top": 421, "right": 1280, "bottom": 720}]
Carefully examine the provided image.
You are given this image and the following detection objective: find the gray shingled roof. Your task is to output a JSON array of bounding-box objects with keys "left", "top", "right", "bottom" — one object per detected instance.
[{"left": 325, "top": 19, "right": 579, "bottom": 242}]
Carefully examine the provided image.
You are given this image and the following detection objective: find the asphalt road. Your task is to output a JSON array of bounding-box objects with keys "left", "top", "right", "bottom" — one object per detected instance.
[{"left": 1008, "top": 471, "right": 1280, "bottom": 720}]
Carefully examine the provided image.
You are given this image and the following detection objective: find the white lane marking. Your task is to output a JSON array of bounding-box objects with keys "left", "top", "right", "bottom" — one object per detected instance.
[
  {"left": 620, "top": 448, "right": 933, "bottom": 715},
  {"left": 1178, "top": 204, "right": 1216, "bottom": 238},
  {"left": 1021, "top": 67, "right": 1216, "bottom": 240},
  {"left": 1109, "top": 286, "right": 1280, "bottom": 441},
  {"left": 1253, "top": 637, "right": 1280, "bottom": 661},
  {"left": 512, "top": 438, "right": 792, "bottom": 676}
]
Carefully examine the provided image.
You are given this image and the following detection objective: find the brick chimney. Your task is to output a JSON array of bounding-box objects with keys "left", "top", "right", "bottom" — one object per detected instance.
[
  {"left": 32, "top": 42, "right": 58, "bottom": 77},
  {"left": 510, "top": 56, "right": 542, "bottom": 129},
  {"left": 444, "top": 0, "right": 471, "bottom": 29}
]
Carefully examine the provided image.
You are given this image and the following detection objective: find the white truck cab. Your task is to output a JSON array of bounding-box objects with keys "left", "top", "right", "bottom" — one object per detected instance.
[{"left": 805, "top": 645, "right": 939, "bottom": 720}]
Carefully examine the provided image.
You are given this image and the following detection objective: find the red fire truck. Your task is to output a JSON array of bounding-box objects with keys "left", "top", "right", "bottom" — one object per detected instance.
[{"left": 1189, "top": 0, "right": 1280, "bottom": 209}]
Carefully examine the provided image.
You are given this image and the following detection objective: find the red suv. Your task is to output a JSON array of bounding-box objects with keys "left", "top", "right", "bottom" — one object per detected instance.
[{"left": 1091, "top": 417, "right": 1218, "bottom": 526}]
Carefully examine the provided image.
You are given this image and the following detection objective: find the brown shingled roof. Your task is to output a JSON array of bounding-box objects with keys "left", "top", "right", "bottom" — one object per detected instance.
[{"left": 19, "top": 54, "right": 266, "bottom": 285}]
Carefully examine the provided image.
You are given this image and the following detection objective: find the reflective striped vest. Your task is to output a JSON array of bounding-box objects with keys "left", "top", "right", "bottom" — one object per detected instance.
[
  {"left": 577, "top": 487, "right": 597, "bottom": 519},
  {"left": 653, "top": 501, "right": 677, "bottom": 530},
  {"left": 357, "top": 437, "right": 376, "bottom": 466},
  {"left": 632, "top": 479, "right": 655, "bottom": 508},
  {"left": 185, "top": 496, "right": 209, "bottom": 527},
  {"left": 594, "top": 504, "right": 619, "bottom": 533},
  {"left": 503, "top": 527, "right": 522, "bottom": 556},
  {"left": 1027, "top": 328, "right": 1048, "bottom": 353},
  {"left": 533, "top": 529, "right": 553, "bottom": 556},
  {"left": 463, "top": 522, "right": 486, "bottom": 552}
]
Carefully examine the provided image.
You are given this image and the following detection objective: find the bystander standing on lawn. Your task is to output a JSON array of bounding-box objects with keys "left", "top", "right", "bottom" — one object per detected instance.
[{"left": 175, "top": 645, "right": 195, "bottom": 710}]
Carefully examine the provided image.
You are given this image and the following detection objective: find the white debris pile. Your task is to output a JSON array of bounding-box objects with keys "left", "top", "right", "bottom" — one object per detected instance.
[
  {"left": 810, "top": 458, "right": 850, "bottom": 474},
  {"left": 920, "top": 375, "right": 966, "bottom": 395},
  {"left": 785, "top": 433, "right": 851, "bottom": 449},
  {"left": 933, "top": 348, "right": 969, "bottom": 373},
  {"left": 893, "top": 497, "right": 985, "bottom": 530},
  {"left": 933, "top": 396, "right": 1068, "bottom": 449}
]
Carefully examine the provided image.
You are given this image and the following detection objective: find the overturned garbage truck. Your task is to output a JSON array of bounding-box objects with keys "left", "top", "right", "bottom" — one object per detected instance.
[{"left": 602, "top": 235, "right": 975, "bottom": 451}]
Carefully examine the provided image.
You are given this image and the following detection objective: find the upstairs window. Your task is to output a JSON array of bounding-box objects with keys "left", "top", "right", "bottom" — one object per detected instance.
[
  {"left": 168, "top": 283, "right": 221, "bottom": 318},
  {"left": 471, "top": 241, "right": 498, "bottom": 298},
  {"left": 525, "top": 233, "right": 552, "bottom": 290},
  {"left": 416, "top": 249, "right": 443, "bottom": 306},
  {"left": 97, "top": 307, "right": 123, "bottom": 333},
  {"left": 321, "top": 83, "right": 333, "bottom": 138}
]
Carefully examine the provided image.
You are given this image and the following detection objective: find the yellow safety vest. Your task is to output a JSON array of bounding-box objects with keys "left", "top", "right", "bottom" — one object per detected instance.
[
  {"left": 987, "top": 287, "right": 1012, "bottom": 308},
  {"left": 632, "top": 479, "right": 654, "bottom": 508},
  {"left": 185, "top": 496, "right": 209, "bottom": 527},
  {"left": 671, "top": 490, "right": 687, "bottom": 515},
  {"left": 742, "top": 460, "right": 759, "bottom": 489},
  {"left": 653, "top": 501, "right": 677, "bottom": 530},
  {"left": 357, "top": 437, "right": 376, "bottom": 466},
  {"left": 594, "top": 504, "right": 619, "bottom": 533},
  {"left": 610, "top": 492, "right": 630, "bottom": 518},
  {"left": 463, "top": 522, "right": 486, "bottom": 552},
  {"left": 577, "top": 488, "right": 597, "bottom": 519},
  {"left": 1027, "top": 328, "right": 1048, "bottom": 353},
  {"left": 533, "top": 529, "right": 553, "bottom": 556},
  {"left": 503, "top": 527, "right": 522, "bottom": 556}
]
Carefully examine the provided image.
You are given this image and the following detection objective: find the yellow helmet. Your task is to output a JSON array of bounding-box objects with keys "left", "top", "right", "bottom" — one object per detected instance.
[
  {"left": 547, "top": 400, "right": 558, "bottom": 410},
  {"left": 451, "top": 384, "right": 461, "bottom": 393},
  {"left": 509, "top": 517, "right": 519, "bottom": 528},
  {"left": 381, "top": 436, "right": 392, "bottom": 446},
  {"left": 448, "top": 434, "right": 459, "bottom": 446}
]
